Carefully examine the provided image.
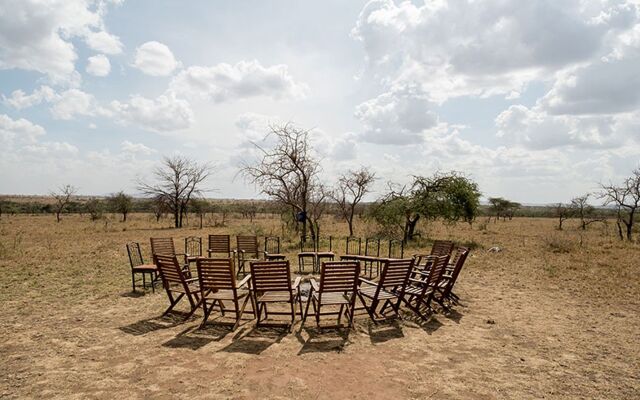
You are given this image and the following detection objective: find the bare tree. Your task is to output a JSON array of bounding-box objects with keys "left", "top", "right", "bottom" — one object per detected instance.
[
  {"left": 50, "top": 184, "right": 77, "bottom": 222},
  {"left": 330, "top": 167, "right": 376, "bottom": 236},
  {"left": 554, "top": 203, "right": 573, "bottom": 230},
  {"left": 240, "top": 123, "right": 322, "bottom": 242},
  {"left": 108, "top": 191, "right": 133, "bottom": 222},
  {"left": 571, "top": 194, "right": 604, "bottom": 230},
  {"left": 138, "top": 156, "right": 212, "bottom": 228},
  {"left": 308, "top": 184, "right": 329, "bottom": 240},
  {"left": 599, "top": 168, "right": 640, "bottom": 240}
]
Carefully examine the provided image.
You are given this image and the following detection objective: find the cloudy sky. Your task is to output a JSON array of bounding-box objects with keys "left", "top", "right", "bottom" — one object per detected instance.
[{"left": 1, "top": 0, "right": 639, "bottom": 203}]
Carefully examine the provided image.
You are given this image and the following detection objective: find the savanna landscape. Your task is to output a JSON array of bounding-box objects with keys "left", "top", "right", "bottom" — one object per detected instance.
[{"left": 1, "top": 210, "right": 638, "bottom": 399}]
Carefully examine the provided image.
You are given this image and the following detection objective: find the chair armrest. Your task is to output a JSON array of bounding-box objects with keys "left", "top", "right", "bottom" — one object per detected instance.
[
  {"left": 292, "top": 276, "right": 302, "bottom": 290},
  {"left": 358, "top": 277, "right": 377, "bottom": 286},
  {"left": 310, "top": 278, "right": 319, "bottom": 292},
  {"left": 237, "top": 274, "right": 251, "bottom": 288},
  {"left": 185, "top": 277, "right": 198, "bottom": 284}
]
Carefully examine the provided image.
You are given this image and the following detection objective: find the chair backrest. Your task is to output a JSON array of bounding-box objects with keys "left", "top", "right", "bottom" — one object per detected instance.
[
  {"left": 237, "top": 235, "right": 259, "bottom": 255},
  {"left": 316, "top": 236, "right": 333, "bottom": 252},
  {"left": 345, "top": 237, "right": 361, "bottom": 255},
  {"left": 197, "top": 258, "right": 236, "bottom": 291},
  {"left": 208, "top": 234, "right": 231, "bottom": 255},
  {"left": 264, "top": 236, "right": 280, "bottom": 254},
  {"left": 249, "top": 260, "right": 292, "bottom": 293},
  {"left": 443, "top": 247, "right": 469, "bottom": 295},
  {"left": 126, "top": 242, "right": 144, "bottom": 268},
  {"left": 150, "top": 237, "right": 176, "bottom": 256},
  {"left": 387, "top": 239, "right": 404, "bottom": 259},
  {"left": 423, "top": 254, "right": 449, "bottom": 288},
  {"left": 378, "top": 258, "right": 414, "bottom": 291},
  {"left": 430, "top": 240, "right": 454, "bottom": 257},
  {"left": 185, "top": 236, "right": 202, "bottom": 257},
  {"left": 154, "top": 254, "right": 185, "bottom": 286},
  {"left": 364, "top": 238, "right": 380, "bottom": 257},
  {"left": 319, "top": 261, "right": 360, "bottom": 293},
  {"left": 300, "top": 237, "right": 316, "bottom": 252}
]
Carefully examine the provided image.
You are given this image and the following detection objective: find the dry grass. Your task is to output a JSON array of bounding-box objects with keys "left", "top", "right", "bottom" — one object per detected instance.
[{"left": 0, "top": 213, "right": 638, "bottom": 399}]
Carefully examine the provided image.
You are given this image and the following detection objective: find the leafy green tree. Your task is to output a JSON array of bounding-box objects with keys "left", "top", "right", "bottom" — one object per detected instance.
[{"left": 108, "top": 191, "right": 132, "bottom": 222}]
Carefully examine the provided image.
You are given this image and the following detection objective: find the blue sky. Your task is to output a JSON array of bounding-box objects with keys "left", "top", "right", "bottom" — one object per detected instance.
[{"left": 1, "top": 0, "right": 639, "bottom": 204}]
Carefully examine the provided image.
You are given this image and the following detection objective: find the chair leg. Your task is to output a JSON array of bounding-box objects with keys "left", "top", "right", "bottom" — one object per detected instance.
[
  {"left": 338, "top": 304, "right": 345, "bottom": 325},
  {"left": 348, "top": 298, "right": 357, "bottom": 328},
  {"left": 302, "top": 293, "right": 312, "bottom": 329},
  {"left": 131, "top": 271, "right": 136, "bottom": 292},
  {"left": 163, "top": 293, "right": 184, "bottom": 315},
  {"left": 233, "top": 295, "right": 251, "bottom": 331}
]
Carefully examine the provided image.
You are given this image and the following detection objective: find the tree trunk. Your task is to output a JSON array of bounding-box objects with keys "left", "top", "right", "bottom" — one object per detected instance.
[
  {"left": 123, "top": 212, "right": 127, "bottom": 222},
  {"left": 56, "top": 211, "right": 61, "bottom": 223},
  {"left": 199, "top": 214, "right": 203, "bottom": 229},
  {"left": 404, "top": 214, "right": 420, "bottom": 243},
  {"left": 174, "top": 209, "right": 180, "bottom": 228},
  {"left": 347, "top": 214, "right": 354, "bottom": 237}
]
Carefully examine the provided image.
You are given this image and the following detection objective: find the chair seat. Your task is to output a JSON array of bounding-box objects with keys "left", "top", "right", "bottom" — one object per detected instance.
[
  {"left": 340, "top": 255, "right": 359, "bottom": 261},
  {"left": 316, "top": 251, "right": 335, "bottom": 257},
  {"left": 358, "top": 284, "right": 397, "bottom": 300},
  {"left": 265, "top": 253, "right": 286, "bottom": 260},
  {"left": 298, "top": 252, "right": 316, "bottom": 257},
  {"left": 258, "top": 291, "right": 294, "bottom": 302},
  {"left": 132, "top": 264, "right": 157, "bottom": 272},
  {"left": 404, "top": 284, "right": 433, "bottom": 296},
  {"left": 313, "top": 291, "right": 352, "bottom": 305},
  {"left": 204, "top": 288, "right": 250, "bottom": 301},
  {"left": 167, "top": 282, "right": 200, "bottom": 294},
  {"left": 358, "top": 255, "right": 379, "bottom": 262}
]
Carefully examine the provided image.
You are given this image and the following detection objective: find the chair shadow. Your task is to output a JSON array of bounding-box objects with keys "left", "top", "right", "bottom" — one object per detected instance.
[
  {"left": 218, "top": 326, "right": 287, "bottom": 355},
  {"left": 120, "top": 291, "right": 148, "bottom": 298},
  {"left": 399, "top": 311, "right": 445, "bottom": 335},
  {"left": 162, "top": 325, "right": 227, "bottom": 350},
  {"left": 295, "top": 326, "right": 350, "bottom": 355},
  {"left": 119, "top": 311, "right": 191, "bottom": 336},
  {"left": 443, "top": 309, "right": 463, "bottom": 324},
  {"left": 367, "top": 319, "right": 405, "bottom": 344}
]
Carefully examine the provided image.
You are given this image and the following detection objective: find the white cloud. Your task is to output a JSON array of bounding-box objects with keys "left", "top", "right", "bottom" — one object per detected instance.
[
  {"left": 108, "top": 93, "right": 194, "bottom": 132},
  {"left": 84, "top": 31, "right": 123, "bottom": 55},
  {"left": 3, "top": 86, "right": 57, "bottom": 109},
  {"left": 121, "top": 140, "right": 155, "bottom": 155},
  {"left": 0, "top": 0, "right": 122, "bottom": 84},
  {"left": 133, "top": 41, "right": 179, "bottom": 76},
  {"left": 0, "top": 114, "right": 46, "bottom": 145},
  {"left": 86, "top": 54, "right": 111, "bottom": 77},
  {"left": 50, "top": 89, "right": 96, "bottom": 120},
  {"left": 170, "top": 60, "right": 308, "bottom": 102}
]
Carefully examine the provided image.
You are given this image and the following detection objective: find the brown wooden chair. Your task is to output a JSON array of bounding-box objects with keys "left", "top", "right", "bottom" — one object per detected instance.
[
  {"left": 357, "top": 258, "right": 414, "bottom": 323},
  {"left": 302, "top": 261, "right": 360, "bottom": 329},
  {"left": 249, "top": 260, "right": 302, "bottom": 330},
  {"left": 196, "top": 258, "right": 253, "bottom": 330},
  {"left": 150, "top": 237, "right": 190, "bottom": 276},
  {"left": 436, "top": 247, "right": 470, "bottom": 306},
  {"left": 235, "top": 235, "right": 260, "bottom": 276},
  {"left": 315, "top": 236, "right": 336, "bottom": 273},
  {"left": 401, "top": 254, "right": 450, "bottom": 319},
  {"left": 126, "top": 242, "right": 158, "bottom": 292},
  {"left": 264, "top": 236, "right": 286, "bottom": 261},
  {"left": 154, "top": 254, "right": 201, "bottom": 320},
  {"left": 185, "top": 236, "right": 203, "bottom": 265},
  {"left": 387, "top": 239, "right": 404, "bottom": 259},
  {"left": 413, "top": 240, "right": 454, "bottom": 270},
  {"left": 208, "top": 234, "right": 231, "bottom": 257},
  {"left": 297, "top": 238, "right": 316, "bottom": 273}
]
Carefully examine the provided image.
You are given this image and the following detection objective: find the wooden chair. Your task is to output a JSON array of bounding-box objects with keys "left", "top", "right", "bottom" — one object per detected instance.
[
  {"left": 235, "top": 235, "right": 260, "bottom": 276},
  {"left": 401, "top": 255, "right": 449, "bottom": 319},
  {"left": 315, "top": 236, "right": 336, "bottom": 273},
  {"left": 154, "top": 254, "right": 201, "bottom": 320},
  {"left": 207, "top": 234, "right": 231, "bottom": 257},
  {"left": 357, "top": 258, "right": 414, "bottom": 323},
  {"left": 297, "top": 238, "right": 316, "bottom": 273},
  {"left": 360, "top": 238, "right": 381, "bottom": 278},
  {"left": 340, "top": 237, "right": 362, "bottom": 261},
  {"left": 302, "top": 261, "right": 360, "bottom": 329},
  {"left": 150, "top": 237, "right": 190, "bottom": 276},
  {"left": 249, "top": 260, "right": 302, "bottom": 330},
  {"left": 126, "top": 242, "right": 158, "bottom": 292},
  {"left": 414, "top": 240, "right": 454, "bottom": 270},
  {"left": 387, "top": 239, "right": 404, "bottom": 259},
  {"left": 196, "top": 258, "right": 253, "bottom": 330},
  {"left": 185, "top": 236, "right": 203, "bottom": 264},
  {"left": 264, "top": 236, "right": 286, "bottom": 261},
  {"left": 436, "top": 247, "right": 469, "bottom": 306}
]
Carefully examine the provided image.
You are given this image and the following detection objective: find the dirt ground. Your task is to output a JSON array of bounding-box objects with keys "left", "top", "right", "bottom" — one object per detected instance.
[{"left": 0, "top": 214, "right": 638, "bottom": 399}]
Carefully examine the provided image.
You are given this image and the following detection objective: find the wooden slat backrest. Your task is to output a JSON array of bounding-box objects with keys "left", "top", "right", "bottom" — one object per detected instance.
[
  {"left": 424, "top": 255, "right": 449, "bottom": 287},
  {"left": 387, "top": 239, "right": 404, "bottom": 259},
  {"left": 250, "top": 260, "right": 292, "bottom": 292},
  {"left": 126, "top": 242, "right": 144, "bottom": 267},
  {"left": 345, "top": 237, "right": 361, "bottom": 255},
  {"left": 264, "top": 236, "right": 280, "bottom": 254},
  {"left": 445, "top": 247, "right": 469, "bottom": 291},
  {"left": 430, "top": 240, "right": 454, "bottom": 257},
  {"left": 154, "top": 254, "right": 184, "bottom": 285},
  {"left": 185, "top": 236, "right": 202, "bottom": 256},
  {"left": 208, "top": 235, "right": 231, "bottom": 254},
  {"left": 300, "top": 237, "right": 316, "bottom": 252},
  {"left": 317, "top": 236, "right": 333, "bottom": 252},
  {"left": 364, "top": 238, "right": 380, "bottom": 257},
  {"left": 197, "top": 258, "right": 236, "bottom": 291},
  {"left": 237, "top": 235, "right": 259, "bottom": 255},
  {"left": 150, "top": 237, "right": 176, "bottom": 256},
  {"left": 379, "top": 258, "right": 414, "bottom": 289},
  {"left": 320, "top": 261, "right": 360, "bottom": 293}
]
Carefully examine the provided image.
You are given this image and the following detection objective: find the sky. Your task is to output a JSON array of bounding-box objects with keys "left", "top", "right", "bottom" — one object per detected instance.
[{"left": 1, "top": 0, "right": 639, "bottom": 204}]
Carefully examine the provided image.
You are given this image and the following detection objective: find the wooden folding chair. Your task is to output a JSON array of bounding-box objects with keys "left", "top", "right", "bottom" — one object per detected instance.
[
  {"left": 249, "top": 260, "right": 302, "bottom": 331},
  {"left": 264, "top": 236, "right": 286, "bottom": 261},
  {"left": 414, "top": 240, "right": 454, "bottom": 270},
  {"left": 126, "top": 242, "right": 158, "bottom": 292},
  {"left": 357, "top": 258, "right": 414, "bottom": 323},
  {"left": 315, "top": 236, "right": 336, "bottom": 273},
  {"left": 340, "top": 237, "right": 361, "bottom": 262},
  {"left": 401, "top": 254, "right": 449, "bottom": 319},
  {"left": 297, "top": 238, "right": 316, "bottom": 273},
  {"left": 196, "top": 258, "right": 254, "bottom": 330},
  {"left": 184, "top": 236, "right": 203, "bottom": 265},
  {"left": 150, "top": 237, "right": 190, "bottom": 276},
  {"left": 235, "top": 235, "right": 260, "bottom": 276},
  {"left": 302, "top": 261, "right": 360, "bottom": 329},
  {"left": 154, "top": 254, "right": 201, "bottom": 320},
  {"left": 436, "top": 247, "right": 470, "bottom": 306},
  {"left": 207, "top": 234, "right": 231, "bottom": 257}
]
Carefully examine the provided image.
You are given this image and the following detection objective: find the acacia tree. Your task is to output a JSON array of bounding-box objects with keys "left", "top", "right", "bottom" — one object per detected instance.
[
  {"left": 50, "top": 184, "right": 77, "bottom": 222},
  {"left": 190, "top": 198, "right": 208, "bottom": 229},
  {"left": 488, "top": 197, "right": 520, "bottom": 221},
  {"left": 330, "top": 167, "right": 376, "bottom": 237},
  {"left": 599, "top": 168, "right": 640, "bottom": 240},
  {"left": 138, "top": 156, "right": 211, "bottom": 228},
  {"left": 554, "top": 203, "right": 573, "bottom": 230},
  {"left": 571, "top": 194, "right": 604, "bottom": 230},
  {"left": 240, "top": 123, "right": 322, "bottom": 242},
  {"left": 108, "top": 191, "right": 133, "bottom": 222}
]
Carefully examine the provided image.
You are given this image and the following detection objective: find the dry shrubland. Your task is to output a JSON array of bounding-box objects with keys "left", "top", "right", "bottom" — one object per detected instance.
[{"left": 0, "top": 213, "right": 638, "bottom": 399}]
